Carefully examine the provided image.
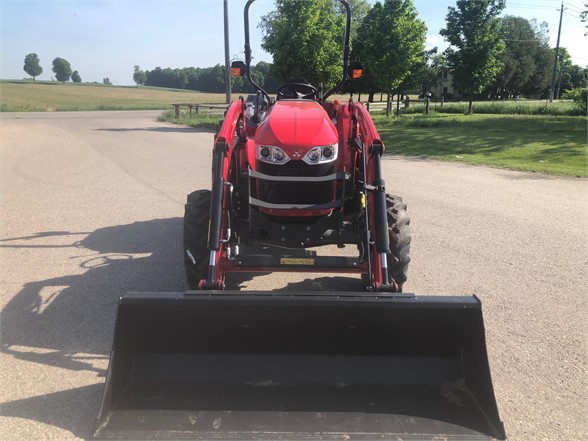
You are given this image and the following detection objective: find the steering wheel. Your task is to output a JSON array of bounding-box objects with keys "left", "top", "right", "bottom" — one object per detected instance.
[{"left": 276, "top": 83, "right": 318, "bottom": 100}]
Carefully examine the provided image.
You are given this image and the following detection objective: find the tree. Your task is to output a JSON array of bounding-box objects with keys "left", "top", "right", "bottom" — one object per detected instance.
[
  {"left": 409, "top": 48, "right": 448, "bottom": 97},
  {"left": 52, "top": 57, "right": 72, "bottom": 83},
  {"left": 354, "top": 0, "right": 426, "bottom": 115},
  {"left": 553, "top": 48, "right": 587, "bottom": 97},
  {"left": 495, "top": 16, "right": 537, "bottom": 98},
  {"left": 440, "top": 0, "right": 506, "bottom": 113},
  {"left": 566, "top": 64, "right": 587, "bottom": 91},
  {"left": 142, "top": 63, "right": 280, "bottom": 93},
  {"left": 563, "top": 87, "right": 587, "bottom": 114},
  {"left": 344, "top": 0, "right": 371, "bottom": 49},
  {"left": 177, "top": 70, "right": 189, "bottom": 89},
  {"left": 260, "top": 0, "right": 345, "bottom": 87},
  {"left": 71, "top": 70, "right": 81, "bottom": 83},
  {"left": 581, "top": 3, "right": 587, "bottom": 36},
  {"left": 493, "top": 16, "right": 553, "bottom": 99},
  {"left": 350, "top": 4, "right": 381, "bottom": 102},
  {"left": 23, "top": 53, "right": 43, "bottom": 82},
  {"left": 133, "top": 65, "right": 147, "bottom": 87},
  {"left": 103, "top": 77, "right": 112, "bottom": 86},
  {"left": 520, "top": 19, "right": 553, "bottom": 97},
  {"left": 254, "top": 61, "right": 280, "bottom": 93}
]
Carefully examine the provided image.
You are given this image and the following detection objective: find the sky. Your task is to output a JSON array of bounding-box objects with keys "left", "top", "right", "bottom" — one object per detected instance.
[{"left": 1, "top": 0, "right": 586, "bottom": 86}]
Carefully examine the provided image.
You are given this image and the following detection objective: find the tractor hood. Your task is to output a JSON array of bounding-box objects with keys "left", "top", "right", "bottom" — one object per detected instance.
[{"left": 255, "top": 101, "right": 338, "bottom": 148}]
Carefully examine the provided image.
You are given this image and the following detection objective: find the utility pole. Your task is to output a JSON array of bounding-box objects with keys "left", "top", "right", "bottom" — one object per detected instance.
[
  {"left": 549, "top": 2, "right": 565, "bottom": 102},
  {"left": 223, "top": 0, "right": 231, "bottom": 104}
]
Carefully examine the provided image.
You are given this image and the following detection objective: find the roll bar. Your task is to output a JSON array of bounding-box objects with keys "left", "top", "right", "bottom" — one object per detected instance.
[{"left": 243, "top": 0, "right": 352, "bottom": 101}]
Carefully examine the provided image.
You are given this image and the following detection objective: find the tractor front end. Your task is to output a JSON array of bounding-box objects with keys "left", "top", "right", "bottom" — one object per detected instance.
[{"left": 93, "top": 1, "right": 506, "bottom": 440}]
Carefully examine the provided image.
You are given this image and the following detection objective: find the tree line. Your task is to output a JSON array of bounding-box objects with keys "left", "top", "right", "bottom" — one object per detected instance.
[
  {"left": 132, "top": 62, "right": 281, "bottom": 94},
  {"left": 131, "top": 0, "right": 586, "bottom": 113}
]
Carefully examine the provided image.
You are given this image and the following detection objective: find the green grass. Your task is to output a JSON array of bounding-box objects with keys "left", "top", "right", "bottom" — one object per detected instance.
[
  {"left": 374, "top": 114, "right": 587, "bottom": 177},
  {"left": 159, "top": 109, "right": 222, "bottom": 130},
  {"left": 0, "top": 80, "right": 240, "bottom": 112},
  {"left": 378, "top": 99, "right": 581, "bottom": 116}
]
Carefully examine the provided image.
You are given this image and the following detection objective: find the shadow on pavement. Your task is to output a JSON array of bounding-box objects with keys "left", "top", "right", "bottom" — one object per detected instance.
[
  {"left": 1, "top": 385, "right": 104, "bottom": 439},
  {"left": 95, "top": 126, "right": 214, "bottom": 134},
  {"left": 1, "top": 218, "right": 186, "bottom": 438},
  {"left": 0, "top": 217, "right": 364, "bottom": 438},
  {"left": 1, "top": 218, "right": 186, "bottom": 358},
  {"left": 278, "top": 275, "right": 364, "bottom": 291}
]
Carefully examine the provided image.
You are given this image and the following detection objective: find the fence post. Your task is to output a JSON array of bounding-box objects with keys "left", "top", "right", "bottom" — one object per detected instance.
[{"left": 424, "top": 92, "right": 431, "bottom": 115}]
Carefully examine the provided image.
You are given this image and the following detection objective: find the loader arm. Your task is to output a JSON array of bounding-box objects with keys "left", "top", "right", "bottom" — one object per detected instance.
[
  {"left": 203, "top": 100, "right": 245, "bottom": 288},
  {"left": 345, "top": 100, "right": 392, "bottom": 290}
]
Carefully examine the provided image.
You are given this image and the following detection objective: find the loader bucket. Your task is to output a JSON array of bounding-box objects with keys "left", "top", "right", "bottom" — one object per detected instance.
[{"left": 94, "top": 292, "right": 505, "bottom": 440}]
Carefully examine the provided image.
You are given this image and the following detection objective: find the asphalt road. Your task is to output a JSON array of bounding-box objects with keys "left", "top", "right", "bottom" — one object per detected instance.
[{"left": 1, "top": 110, "right": 586, "bottom": 440}]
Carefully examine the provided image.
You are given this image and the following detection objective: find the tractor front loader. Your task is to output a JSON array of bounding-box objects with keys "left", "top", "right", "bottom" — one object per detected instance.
[{"left": 94, "top": 1, "right": 506, "bottom": 439}]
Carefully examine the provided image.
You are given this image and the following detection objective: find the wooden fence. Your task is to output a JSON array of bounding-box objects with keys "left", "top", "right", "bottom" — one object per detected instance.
[{"left": 172, "top": 103, "right": 227, "bottom": 118}]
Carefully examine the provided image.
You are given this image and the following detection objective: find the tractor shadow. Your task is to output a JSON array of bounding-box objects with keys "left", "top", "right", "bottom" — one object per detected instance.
[
  {"left": 1, "top": 218, "right": 188, "bottom": 358},
  {"left": 0, "top": 217, "right": 364, "bottom": 438},
  {"left": 0, "top": 217, "right": 189, "bottom": 438},
  {"left": 1, "top": 385, "right": 104, "bottom": 439},
  {"left": 95, "top": 126, "right": 214, "bottom": 134},
  {"left": 277, "top": 275, "right": 365, "bottom": 291}
]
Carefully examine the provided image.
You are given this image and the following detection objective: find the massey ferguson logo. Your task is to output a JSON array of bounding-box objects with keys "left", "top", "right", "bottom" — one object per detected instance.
[{"left": 292, "top": 148, "right": 302, "bottom": 158}]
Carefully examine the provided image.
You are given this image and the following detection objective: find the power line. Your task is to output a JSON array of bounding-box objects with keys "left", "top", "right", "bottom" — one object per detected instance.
[
  {"left": 508, "top": 4, "right": 560, "bottom": 10},
  {"left": 562, "top": 2, "right": 583, "bottom": 13}
]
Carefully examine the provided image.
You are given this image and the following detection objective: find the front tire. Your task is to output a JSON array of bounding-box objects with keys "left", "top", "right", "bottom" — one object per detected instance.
[
  {"left": 387, "top": 195, "right": 411, "bottom": 291},
  {"left": 183, "top": 190, "right": 211, "bottom": 289}
]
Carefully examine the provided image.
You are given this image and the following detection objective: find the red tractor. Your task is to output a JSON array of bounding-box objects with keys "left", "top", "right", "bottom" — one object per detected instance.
[
  {"left": 183, "top": 4, "right": 409, "bottom": 293},
  {"left": 94, "top": 1, "right": 505, "bottom": 439}
]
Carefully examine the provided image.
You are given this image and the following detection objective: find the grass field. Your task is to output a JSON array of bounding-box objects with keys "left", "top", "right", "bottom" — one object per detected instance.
[
  {"left": 0, "top": 80, "right": 241, "bottom": 112},
  {"left": 373, "top": 114, "right": 587, "bottom": 177},
  {"left": 159, "top": 109, "right": 222, "bottom": 130},
  {"left": 399, "top": 99, "right": 581, "bottom": 116},
  {"left": 3, "top": 81, "right": 586, "bottom": 177}
]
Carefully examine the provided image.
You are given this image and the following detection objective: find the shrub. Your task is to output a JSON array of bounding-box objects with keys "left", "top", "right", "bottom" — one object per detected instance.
[{"left": 563, "top": 88, "right": 587, "bottom": 114}]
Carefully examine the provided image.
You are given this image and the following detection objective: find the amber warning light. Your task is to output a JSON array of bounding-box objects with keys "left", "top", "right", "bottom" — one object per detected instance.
[{"left": 348, "top": 61, "right": 364, "bottom": 80}]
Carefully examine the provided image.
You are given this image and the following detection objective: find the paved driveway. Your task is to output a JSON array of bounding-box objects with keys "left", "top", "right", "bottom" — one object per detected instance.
[{"left": 1, "top": 110, "right": 586, "bottom": 440}]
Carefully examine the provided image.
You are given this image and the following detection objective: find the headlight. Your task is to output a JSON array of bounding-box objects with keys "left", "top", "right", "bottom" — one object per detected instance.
[
  {"left": 302, "top": 143, "right": 338, "bottom": 165},
  {"left": 257, "top": 145, "right": 291, "bottom": 165}
]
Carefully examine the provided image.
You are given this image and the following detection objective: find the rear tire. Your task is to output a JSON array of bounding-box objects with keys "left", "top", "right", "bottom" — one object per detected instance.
[
  {"left": 387, "top": 195, "right": 411, "bottom": 291},
  {"left": 183, "top": 190, "right": 211, "bottom": 289}
]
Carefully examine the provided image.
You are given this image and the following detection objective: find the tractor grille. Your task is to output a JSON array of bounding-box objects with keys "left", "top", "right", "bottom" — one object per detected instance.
[{"left": 255, "top": 160, "right": 337, "bottom": 205}]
